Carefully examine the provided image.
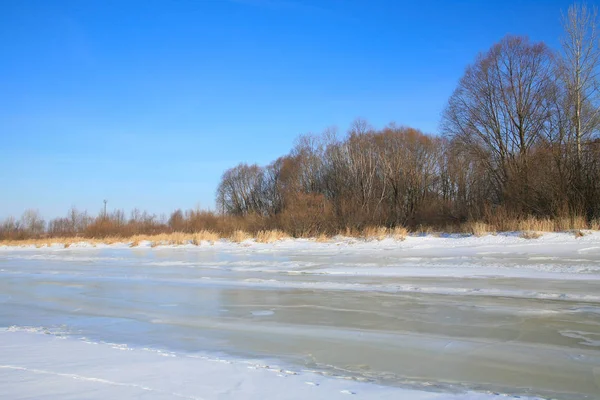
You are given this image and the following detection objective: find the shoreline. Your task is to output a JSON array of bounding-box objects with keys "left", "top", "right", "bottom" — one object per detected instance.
[{"left": 0, "top": 229, "right": 598, "bottom": 250}]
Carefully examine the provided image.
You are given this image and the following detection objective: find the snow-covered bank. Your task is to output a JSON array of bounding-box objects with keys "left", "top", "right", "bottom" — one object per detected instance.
[
  {"left": 2, "top": 230, "right": 600, "bottom": 252},
  {"left": 2, "top": 231, "right": 600, "bottom": 279},
  {"left": 0, "top": 328, "right": 540, "bottom": 400}
]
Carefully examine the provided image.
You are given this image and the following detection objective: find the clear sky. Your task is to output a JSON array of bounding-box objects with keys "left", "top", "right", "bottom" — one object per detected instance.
[{"left": 0, "top": 0, "right": 581, "bottom": 219}]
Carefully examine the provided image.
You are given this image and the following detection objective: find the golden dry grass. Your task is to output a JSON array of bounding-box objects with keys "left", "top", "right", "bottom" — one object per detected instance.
[
  {"left": 99, "top": 236, "right": 123, "bottom": 245},
  {"left": 0, "top": 237, "right": 104, "bottom": 248},
  {"left": 554, "top": 216, "right": 588, "bottom": 231},
  {"left": 230, "top": 230, "right": 250, "bottom": 243},
  {"left": 391, "top": 226, "right": 408, "bottom": 241},
  {"left": 361, "top": 226, "right": 388, "bottom": 241},
  {"left": 193, "top": 230, "right": 220, "bottom": 244},
  {"left": 0, "top": 231, "right": 239, "bottom": 247},
  {"left": 144, "top": 232, "right": 190, "bottom": 247},
  {"left": 255, "top": 230, "right": 288, "bottom": 243},
  {"left": 488, "top": 215, "right": 593, "bottom": 233},
  {"left": 488, "top": 215, "right": 590, "bottom": 233},
  {"left": 464, "top": 221, "right": 494, "bottom": 237},
  {"left": 124, "top": 232, "right": 222, "bottom": 247},
  {"left": 516, "top": 217, "right": 554, "bottom": 233}
]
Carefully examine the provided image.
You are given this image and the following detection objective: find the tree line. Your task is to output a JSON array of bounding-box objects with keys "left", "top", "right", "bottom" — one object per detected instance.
[{"left": 216, "top": 3, "right": 600, "bottom": 234}]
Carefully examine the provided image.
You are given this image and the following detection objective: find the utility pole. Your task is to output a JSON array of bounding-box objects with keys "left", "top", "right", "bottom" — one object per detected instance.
[{"left": 103, "top": 199, "right": 108, "bottom": 219}]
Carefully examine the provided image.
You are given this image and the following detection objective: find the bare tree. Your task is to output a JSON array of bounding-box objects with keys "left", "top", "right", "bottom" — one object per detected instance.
[
  {"left": 216, "top": 163, "right": 266, "bottom": 216},
  {"left": 168, "top": 209, "right": 186, "bottom": 231},
  {"left": 20, "top": 209, "right": 45, "bottom": 237},
  {"left": 442, "top": 35, "right": 556, "bottom": 206},
  {"left": 0, "top": 216, "right": 21, "bottom": 239},
  {"left": 560, "top": 3, "right": 600, "bottom": 160}
]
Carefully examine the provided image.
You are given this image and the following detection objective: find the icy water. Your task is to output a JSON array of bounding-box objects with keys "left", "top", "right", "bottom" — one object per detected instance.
[{"left": 1, "top": 237, "right": 599, "bottom": 399}]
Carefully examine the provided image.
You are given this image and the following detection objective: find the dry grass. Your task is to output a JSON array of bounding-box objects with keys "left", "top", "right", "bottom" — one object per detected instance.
[
  {"left": 2, "top": 215, "right": 599, "bottom": 249},
  {"left": 0, "top": 237, "right": 102, "bottom": 248},
  {"left": 571, "top": 215, "right": 588, "bottom": 230},
  {"left": 391, "top": 226, "right": 408, "bottom": 241},
  {"left": 162, "top": 232, "right": 186, "bottom": 245},
  {"left": 122, "top": 231, "right": 222, "bottom": 247},
  {"left": 520, "top": 231, "right": 543, "bottom": 239},
  {"left": 100, "top": 236, "right": 124, "bottom": 245},
  {"left": 315, "top": 233, "right": 330, "bottom": 242},
  {"left": 336, "top": 227, "right": 358, "bottom": 238},
  {"left": 464, "top": 221, "right": 494, "bottom": 237},
  {"left": 148, "top": 232, "right": 191, "bottom": 247},
  {"left": 516, "top": 217, "right": 554, "bottom": 232},
  {"left": 126, "top": 232, "right": 194, "bottom": 247},
  {"left": 554, "top": 215, "right": 588, "bottom": 231},
  {"left": 171, "top": 232, "right": 190, "bottom": 245},
  {"left": 192, "top": 230, "right": 220, "bottom": 244},
  {"left": 492, "top": 215, "right": 590, "bottom": 233},
  {"left": 255, "top": 230, "right": 288, "bottom": 243},
  {"left": 361, "top": 226, "right": 388, "bottom": 241},
  {"left": 230, "top": 230, "right": 250, "bottom": 243},
  {"left": 460, "top": 215, "right": 600, "bottom": 236}
]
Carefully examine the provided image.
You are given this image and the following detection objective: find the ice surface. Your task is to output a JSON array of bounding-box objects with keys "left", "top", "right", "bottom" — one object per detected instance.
[
  {"left": 1, "top": 233, "right": 599, "bottom": 399},
  {"left": 0, "top": 328, "right": 542, "bottom": 400}
]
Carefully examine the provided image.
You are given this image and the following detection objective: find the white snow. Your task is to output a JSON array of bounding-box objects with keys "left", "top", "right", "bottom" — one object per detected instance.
[{"left": 0, "top": 328, "right": 540, "bottom": 400}]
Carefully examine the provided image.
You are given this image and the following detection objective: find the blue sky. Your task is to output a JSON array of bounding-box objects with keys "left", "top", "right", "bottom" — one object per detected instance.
[{"left": 0, "top": 0, "right": 579, "bottom": 219}]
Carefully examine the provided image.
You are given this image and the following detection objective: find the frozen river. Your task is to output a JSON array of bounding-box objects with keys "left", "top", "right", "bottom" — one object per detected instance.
[{"left": 1, "top": 233, "right": 599, "bottom": 399}]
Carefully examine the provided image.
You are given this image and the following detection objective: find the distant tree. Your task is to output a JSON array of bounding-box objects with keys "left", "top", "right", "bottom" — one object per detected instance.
[
  {"left": 0, "top": 216, "right": 20, "bottom": 239},
  {"left": 216, "top": 163, "right": 265, "bottom": 216},
  {"left": 20, "top": 209, "right": 45, "bottom": 237},
  {"left": 168, "top": 209, "right": 186, "bottom": 231},
  {"left": 442, "top": 35, "right": 556, "bottom": 209}
]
